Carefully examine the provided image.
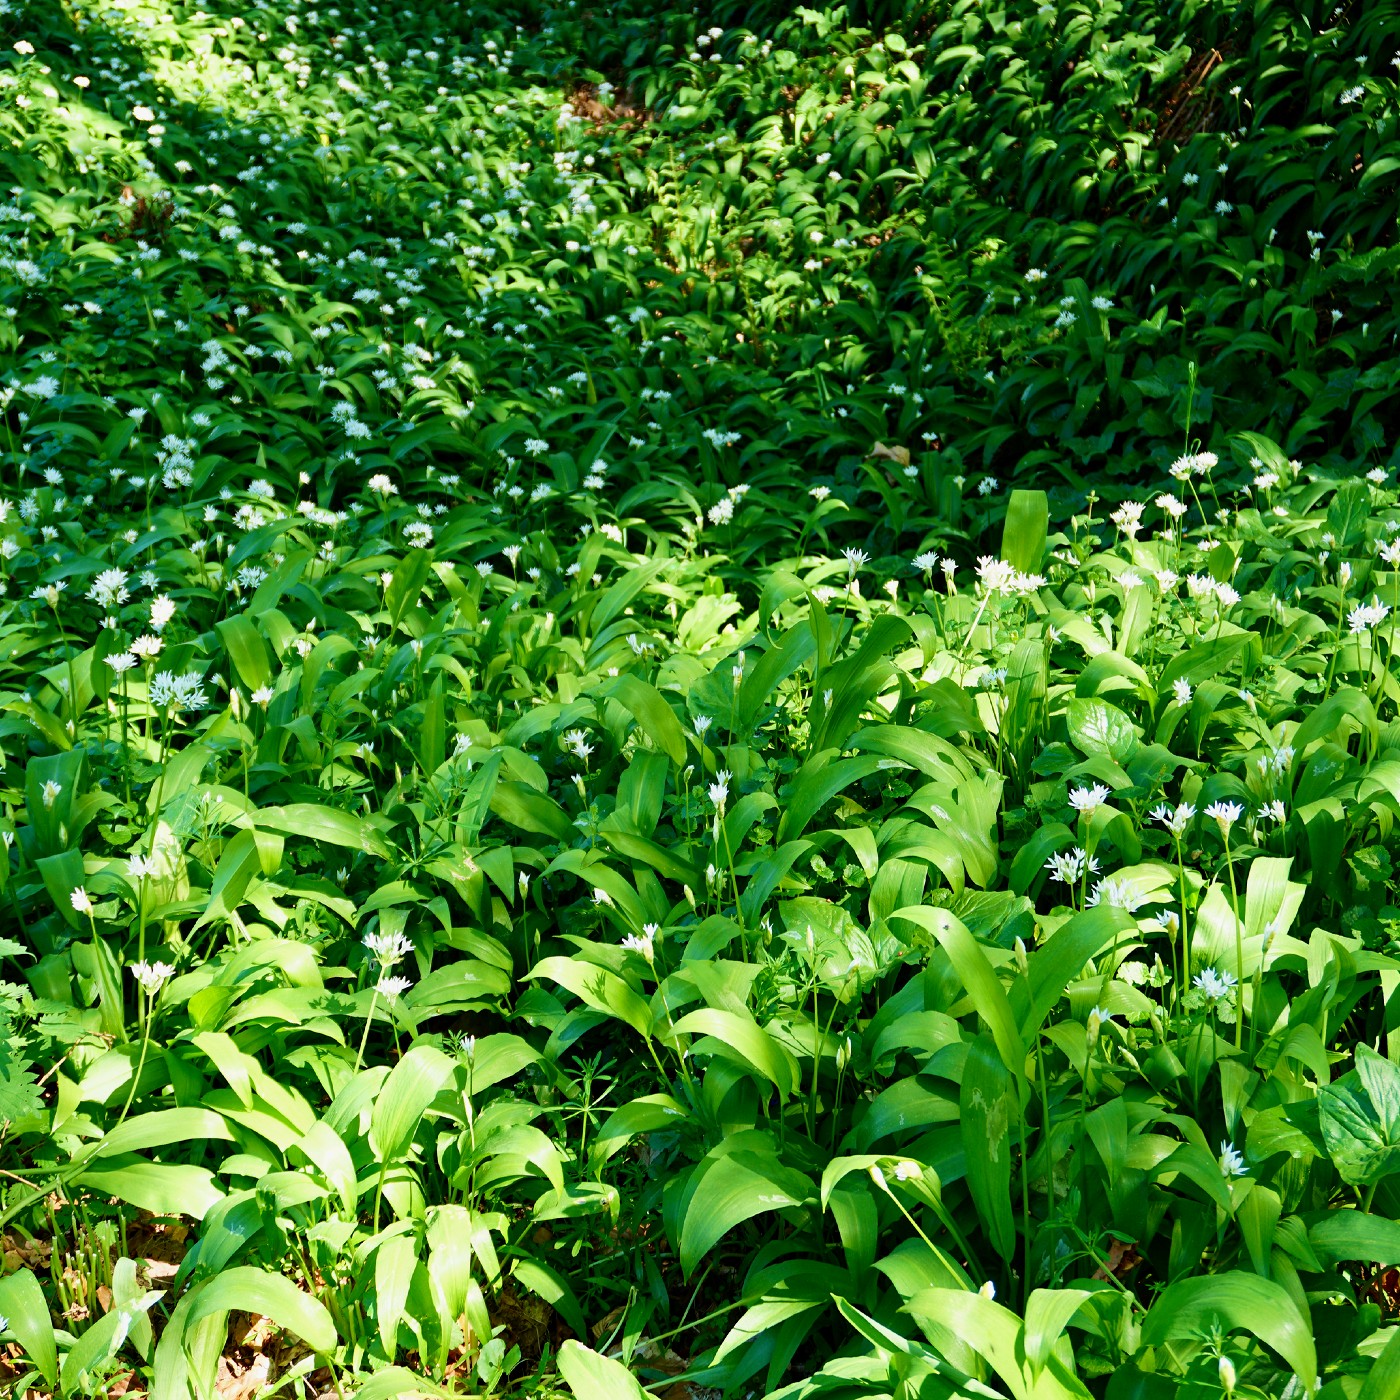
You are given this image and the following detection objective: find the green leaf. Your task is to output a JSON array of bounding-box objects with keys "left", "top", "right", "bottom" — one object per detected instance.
[
  {"left": 1359, "top": 1323, "right": 1400, "bottom": 1400},
  {"left": 603, "top": 674, "right": 687, "bottom": 765},
  {"left": 216, "top": 613, "right": 273, "bottom": 691},
  {"left": 557, "top": 1339, "right": 649, "bottom": 1400},
  {"left": 1001, "top": 488, "right": 1048, "bottom": 574},
  {"left": 1306, "top": 1210, "right": 1400, "bottom": 1268},
  {"left": 959, "top": 1034, "right": 1019, "bottom": 1264},
  {"left": 255, "top": 803, "right": 391, "bottom": 857},
  {"left": 292, "top": 1121, "right": 359, "bottom": 1218},
  {"left": 891, "top": 905, "right": 1025, "bottom": 1081},
  {"left": 185, "top": 1266, "right": 337, "bottom": 1353},
  {"left": 1327, "top": 479, "right": 1370, "bottom": 549},
  {"left": 74, "top": 1161, "right": 224, "bottom": 1219},
  {"left": 1008, "top": 821, "right": 1075, "bottom": 896},
  {"left": 907, "top": 1287, "right": 1092, "bottom": 1398},
  {"left": 61, "top": 1298, "right": 158, "bottom": 1396},
  {"left": 195, "top": 827, "right": 284, "bottom": 929},
  {"left": 1065, "top": 697, "right": 1138, "bottom": 763},
  {"left": 92, "top": 1108, "right": 236, "bottom": 1160},
  {"left": 1140, "top": 1272, "right": 1315, "bottom": 1392},
  {"left": 1024, "top": 1288, "right": 1094, "bottom": 1378},
  {"left": 777, "top": 752, "right": 888, "bottom": 843},
  {"left": 667, "top": 1007, "right": 799, "bottom": 1100},
  {"left": 0, "top": 1269, "right": 57, "bottom": 1385},
  {"left": 512, "top": 1258, "right": 588, "bottom": 1340},
  {"left": 674, "top": 1133, "right": 813, "bottom": 1276},
  {"left": 369, "top": 1043, "right": 455, "bottom": 1163},
  {"left": 589, "top": 1094, "right": 689, "bottom": 1167},
  {"left": 831, "top": 1295, "right": 925, "bottom": 1357},
  {"left": 374, "top": 1230, "right": 417, "bottom": 1359},
  {"left": 385, "top": 548, "right": 434, "bottom": 630},
  {"left": 1319, "top": 1045, "right": 1400, "bottom": 1186},
  {"left": 489, "top": 782, "right": 576, "bottom": 842},
  {"left": 528, "top": 956, "right": 652, "bottom": 1038},
  {"left": 1158, "top": 634, "right": 1255, "bottom": 694},
  {"left": 7, "top": 697, "right": 73, "bottom": 751},
  {"left": 1359, "top": 156, "right": 1400, "bottom": 190},
  {"left": 354, "top": 1369, "right": 455, "bottom": 1400},
  {"left": 390, "top": 416, "right": 460, "bottom": 462},
  {"left": 588, "top": 558, "right": 666, "bottom": 635},
  {"left": 1012, "top": 904, "right": 1137, "bottom": 1039},
  {"left": 38, "top": 849, "right": 87, "bottom": 930}
]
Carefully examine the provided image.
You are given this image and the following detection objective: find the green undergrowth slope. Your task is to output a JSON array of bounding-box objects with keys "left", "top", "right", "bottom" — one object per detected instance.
[{"left": 0, "top": 0, "right": 1399, "bottom": 1397}]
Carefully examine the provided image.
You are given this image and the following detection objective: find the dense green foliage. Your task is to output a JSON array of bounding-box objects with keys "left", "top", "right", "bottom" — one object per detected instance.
[{"left": 1, "top": 0, "right": 1400, "bottom": 1396}]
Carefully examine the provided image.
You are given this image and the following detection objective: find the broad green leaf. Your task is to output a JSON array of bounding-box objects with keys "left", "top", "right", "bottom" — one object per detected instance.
[
  {"left": 1158, "top": 633, "right": 1255, "bottom": 695},
  {"left": 589, "top": 1094, "right": 690, "bottom": 1167},
  {"left": 0, "top": 1269, "right": 57, "bottom": 1385},
  {"left": 528, "top": 956, "right": 652, "bottom": 1038},
  {"left": 1326, "top": 479, "right": 1370, "bottom": 549},
  {"left": 185, "top": 1266, "right": 337, "bottom": 1353},
  {"left": 960, "top": 1034, "right": 1019, "bottom": 1265},
  {"left": 195, "top": 827, "right": 284, "bottom": 929},
  {"left": 216, "top": 613, "right": 273, "bottom": 690},
  {"left": 1012, "top": 904, "right": 1137, "bottom": 1038},
  {"left": 668, "top": 1007, "right": 799, "bottom": 1099},
  {"left": 603, "top": 674, "right": 686, "bottom": 765},
  {"left": 674, "top": 1134, "right": 814, "bottom": 1276},
  {"left": 1319, "top": 1045, "right": 1400, "bottom": 1185},
  {"left": 369, "top": 1043, "right": 455, "bottom": 1163},
  {"left": 831, "top": 1295, "right": 925, "bottom": 1357},
  {"left": 1024, "top": 1288, "right": 1094, "bottom": 1378},
  {"left": 1002, "top": 488, "right": 1048, "bottom": 574},
  {"left": 38, "top": 849, "right": 87, "bottom": 930},
  {"left": 557, "top": 1339, "right": 649, "bottom": 1400},
  {"left": 354, "top": 1369, "right": 454, "bottom": 1400},
  {"left": 777, "top": 751, "right": 888, "bottom": 843},
  {"left": 385, "top": 548, "right": 434, "bottom": 630},
  {"left": 1065, "top": 697, "right": 1138, "bottom": 763},
  {"left": 489, "top": 781, "right": 576, "bottom": 842},
  {"left": 892, "top": 905, "right": 1025, "bottom": 1080},
  {"left": 74, "top": 1161, "right": 223, "bottom": 1219},
  {"left": 375, "top": 1230, "right": 417, "bottom": 1359},
  {"left": 1306, "top": 1210, "right": 1400, "bottom": 1268},
  {"left": 1140, "top": 1272, "right": 1315, "bottom": 1392},
  {"left": 909, "top": 1287, "right": 1092, "bottom": 1399},
  {"left": 61, "top": 1294, "right": 161, "bottom": 1396},
  {"left": 91, "top": 1108, "right": 236, "bottom": 1159},
  {"left": 1360, "top": 1324, "right": 1400, "bottom": 1400},
  {"left": 292, "top": 1121, "right": 359, "bottom": 1218},
  {"left": 513, "top": 1258, "right": 588, "bottom": 1339},
  {"left": 1238, "top": 1184, "right": 1280, "bottom": 1277},
  {"left": 588, "top": 558, "right": 666, "bottom": 635},
  {"left": 254, "top": 803, "right": 391, "bottom": 857}
]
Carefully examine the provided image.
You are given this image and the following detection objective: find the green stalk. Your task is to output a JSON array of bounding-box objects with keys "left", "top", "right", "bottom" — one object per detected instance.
[{"left": 1223, "top": 829, "right": 1243, "bottom": 1049}]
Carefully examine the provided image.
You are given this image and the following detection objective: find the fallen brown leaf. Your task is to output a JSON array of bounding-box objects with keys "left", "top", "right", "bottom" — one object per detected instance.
[
  {"left": 216, "top": 1351, "right": 270, "bottom": 1400},
  {"left": 870, "top": 441, "right": 911, "bottom": 467},
  {"left": 233, "top": 1314, "right": 278, "bottom": 1351},
  {"left": 1092, "top": 1238, "right": 1141, "bottom": 1282}
]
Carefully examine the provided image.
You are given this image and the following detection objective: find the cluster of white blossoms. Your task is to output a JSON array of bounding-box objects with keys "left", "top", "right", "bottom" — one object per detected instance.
[
  {"left": 1169, "top": 450, "right": 1219, "bottom": 480},
  {"left": 975, "top": 556, "right": 1046, "bottom": 595}
]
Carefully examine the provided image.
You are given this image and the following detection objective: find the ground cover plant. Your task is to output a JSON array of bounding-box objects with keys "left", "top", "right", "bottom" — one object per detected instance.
[{"left": 1, "top": 0, "right": 1400, "bottom": 1395}]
